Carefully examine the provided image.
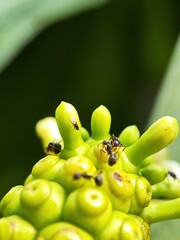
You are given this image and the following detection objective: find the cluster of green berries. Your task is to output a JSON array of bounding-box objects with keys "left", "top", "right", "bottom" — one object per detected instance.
[{"left": 1, "top": 101, "right": 180, "bottom": 240}]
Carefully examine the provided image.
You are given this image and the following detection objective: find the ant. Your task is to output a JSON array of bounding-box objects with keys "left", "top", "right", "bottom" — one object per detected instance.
[
  {"left": 73, "top": 172, "right": 103, "bottom": 186},
  {"left": 45, "top": 141, "right": 62, "bottom": 154},
  {"left": 168, "top": 171, "right": 177, "bottom": 180},
  {"left": 101, "top": 134, "right": 123, "bottom": 166},
  {"left": 70, "top": 117, "right": 79, "bottom": 130}
]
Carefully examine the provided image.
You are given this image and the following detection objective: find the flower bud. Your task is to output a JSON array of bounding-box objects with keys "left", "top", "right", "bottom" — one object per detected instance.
[
  {"left": 87, "top": 105, "right": 111, "bottom": 145},
  {"left": 141, "top": 197, "right": 180, "bottom": 224},
  {"left": 97, "top": 172, "right": 132, "bottom": 213},
  {"left": 35, "top": 116, "right": 62, "bottom": 150},
  {"left": 20, "top": 179, "right": 66, "bottom": 229},
  {"left": 0, "top": 215, "right": 36, "bottom": 240},
  {"left": 31, "top": 155, "right": 65, "bottom": 182},
  {"left": 128, "top": 214, "right": 150, "bottom": 240},
  {"left": 125, "top": 116, "right": 179, "bottom": 166},
  {"left": 119, "top": 218, "right": 143, "bottom": 240},
  {"left": 63, "top": 187, "right": 112, "bottom": 235},
  {"left": 55, "top": 101, "right": 90, "bottom": 158},
  {"left": 95, "top": 210, "right": 127, "bottom": 240},
  {"left": 128, "top": 174, "right": 152, "bottom": 214},
  {"left": 139, "top": 164, "right": 168, "bottom": 185},
  {"left": 56, "top": 156, "right": 96, "bottom": 192},
  {"left": 81, "top": 126, "right": 90, "bottom": 141},
  {"left": 0, "top": 186, "right": 23, "bottom": 216},
  {"left": 119, "top": 125, "right": 140, "bottom": 147},
  {"left": 37, "top": 222, "right": 94, "bottom": 240}
]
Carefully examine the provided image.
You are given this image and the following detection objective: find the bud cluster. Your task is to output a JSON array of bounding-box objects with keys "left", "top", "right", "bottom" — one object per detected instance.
[{"left": 0, "top": 101, "right": 180, "bottom": 240}]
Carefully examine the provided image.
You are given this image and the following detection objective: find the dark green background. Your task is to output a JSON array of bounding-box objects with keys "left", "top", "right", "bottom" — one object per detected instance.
[{"left": 0, "top": 0, "right": 179, "bottom": 199}]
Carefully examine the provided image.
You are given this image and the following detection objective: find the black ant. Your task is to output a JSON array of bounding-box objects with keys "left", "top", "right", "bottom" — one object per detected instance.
[
  {"left": 73, "top": 172, "right": 103, "bottom": 186},
  {"left": 101, "top": 134, "right": 123, "bottom": 166},
  {"left": 108, "top": 153, "right": 117, "bottom": 166},
  {"left": 168, "top": 171, "right": 177, "bottom": 180},
  {"left": 70, "top": 117, "right": 79, "bottom": 130},
  {"left": 45, "top": 141, "right": 62, "bottom": 154}
]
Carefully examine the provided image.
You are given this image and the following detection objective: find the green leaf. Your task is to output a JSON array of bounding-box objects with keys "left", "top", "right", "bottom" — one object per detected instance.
[
  {"left": 148, "top": 33, "right": 180, "bottom": 240},
  {"left": 0, "top": 0, "right": 109, "bottom": 73},
  {"left": 148, "top": 33, "right": 180, "bottom": 161}
]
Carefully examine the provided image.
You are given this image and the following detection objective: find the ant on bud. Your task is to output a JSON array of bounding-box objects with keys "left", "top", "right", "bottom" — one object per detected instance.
[
  {"left": 45, "top": 140, "right": 62, "bottom": 154},
  {"left": 168, "top": 171, "right": 178, "bottom": 180},
  {"left": 101, "top": 134, "right": 124, "bottom": 166},
  {"left": 70, "top": 117, "right": 79, "bottom": 130},
  {"left": 73, "top": 172, "right": 103, "bottom": 186}
]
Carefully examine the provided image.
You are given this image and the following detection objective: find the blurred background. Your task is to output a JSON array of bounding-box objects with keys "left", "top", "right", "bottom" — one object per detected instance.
[{"left": 0, "top": 0, "right": 180, "bottom": 217}]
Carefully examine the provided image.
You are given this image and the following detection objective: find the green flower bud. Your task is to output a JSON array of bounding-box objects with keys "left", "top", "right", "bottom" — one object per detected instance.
[
  {"left": 140, "top": 197, "right": 180, "bottom": 224},
  {"left": 24, "top": 174, "right": 36, "bottom": 185},
  {"left": 0, "top": 215, "right": 36, "bottom": 240},
  {"left": 37, "top": 222, "right": 94, "bottom": 240},
  {"left": 152, "top": 174, "right": 180, "bottom": 199},
  {"left": 87, "top": 105, "right": 111, "bottom": 146},
  {"left": 128, "top": 214, "right": 150, "bottom": 240},
  {"left": 35, "top": 116, "right": 62, "bottom": 150},
  {"left": 119, "top": 218, "right": 143, "bottom": 240},
  {"left": 120, "top": 151, "right": 138, "bottom": 174},
  {"left": 0, "top": 186, "right": 23, "bottom": 216},
  {"left": 81, "top": 126, "right": 90, "bottom": 141},
  {"left": 20, "top": 179, "right": 66, "bottom": 229},
  {"left": 139, "top": 164, "right": 168, "bottom": 185},
  {"left": 57, "top": 156, "right": 97, "bottom": 192},
  {"left": 135, "top": 176, "right": 152, "bottom": 207},
  {"left": 63, "top": 187, "right": 112, "bottom": 235},
  {"left": 94, "top": 170, "right": 132, "bottom": 213},
  {"left": 106, "top": 170, "right": 134, "bottom": 200},
  {"left": 31, "top": 155, "right": 65, "bottom": 182},
  {"left": 128, "top": 175, "right": 152, "bottom": 214},
  {"left": 125, "top": 116, "right": 179, "bottom": 166},
  {"left": 139, "top": 156, "right": 153, "bottom": 169},
  {"left": 119, "top": 125, "right": 140, "bottom": 147},
  {"left": 139, "top": 149, "right": 169, "bottom": 169},
  {"left": 86, "top": 144, "right": 122, "bottom": 171},
  {"left": 95, "top": 210, "right": 128, "bottom": 240},
  {"left": 55, "top": 101, "right": 90, "bottom": 158}
]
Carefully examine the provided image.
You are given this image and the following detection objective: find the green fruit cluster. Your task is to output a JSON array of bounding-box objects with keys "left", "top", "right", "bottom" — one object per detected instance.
[{"left": 0, "top": 101, "right": 180, "bottom": 240}]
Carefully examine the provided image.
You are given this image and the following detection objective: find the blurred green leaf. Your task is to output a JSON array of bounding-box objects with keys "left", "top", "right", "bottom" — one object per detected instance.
[
  {"left": 148, "top": 33, "right": 180, "bottom": 240},
  {"left": 148, "top": 33, "right": 180, "bottom": 161},
  {"left": 0, "top": 0, "right": 109, "bottom": 72}
]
